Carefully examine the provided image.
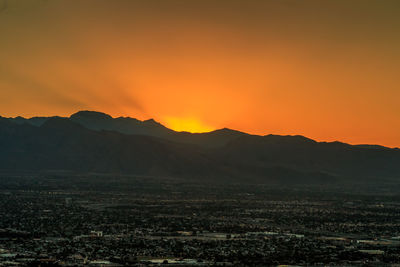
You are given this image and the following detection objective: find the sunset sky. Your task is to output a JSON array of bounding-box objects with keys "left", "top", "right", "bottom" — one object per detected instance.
[{"left": 0, "top": 0, "right": 399, "bottom": 147}]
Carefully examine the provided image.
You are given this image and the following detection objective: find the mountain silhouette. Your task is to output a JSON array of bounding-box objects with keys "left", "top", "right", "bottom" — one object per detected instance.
[
  {"left": 8, "top": 110, "right": 247, "bottom": 148},
  {"left": 1, "top": 111, "right": 399, "bottom": 185},
  {"left": 70, "top": 110, "right": 173, "bottom": 136}
]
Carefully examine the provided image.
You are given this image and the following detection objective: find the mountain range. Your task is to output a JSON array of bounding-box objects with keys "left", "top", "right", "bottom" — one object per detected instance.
[{"left": 1, "top": 110, "right": 399, "bottom": 185}]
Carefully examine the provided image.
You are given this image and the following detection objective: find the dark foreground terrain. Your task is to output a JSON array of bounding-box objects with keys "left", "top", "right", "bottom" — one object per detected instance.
[{"left": 1, "top": 173, "right": 400, "bottom": 266}]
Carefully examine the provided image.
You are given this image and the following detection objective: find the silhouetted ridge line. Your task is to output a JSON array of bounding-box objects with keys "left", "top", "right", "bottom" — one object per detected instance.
[
  {"left": 0, "top": 110, "right": 400, "bottom": 184},
  {"left": 1, "top": 110, "right": 396, "bottom": 150}
]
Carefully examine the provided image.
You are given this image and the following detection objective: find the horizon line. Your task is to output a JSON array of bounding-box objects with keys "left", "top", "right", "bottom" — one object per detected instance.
[{"left": 2, "top": 109, "right": 398, "bottom": 150}]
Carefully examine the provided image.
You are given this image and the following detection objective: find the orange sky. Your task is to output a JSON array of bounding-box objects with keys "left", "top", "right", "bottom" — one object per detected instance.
[{"left": 0, "top": 0, "right": 399, "bottom": 147}]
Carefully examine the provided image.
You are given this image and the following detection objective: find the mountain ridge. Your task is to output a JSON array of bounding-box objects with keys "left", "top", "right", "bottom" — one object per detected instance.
[
  {"left": 3, "top": 110, "right": 395, "bottom": 149},
  {"left": 1, "top": 111, "right": 400, "bottom": 185}
]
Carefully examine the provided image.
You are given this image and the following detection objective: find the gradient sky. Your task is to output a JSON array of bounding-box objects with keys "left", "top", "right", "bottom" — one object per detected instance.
[{"left": 1, "top": 0, "right": 399, "bottom": 147}]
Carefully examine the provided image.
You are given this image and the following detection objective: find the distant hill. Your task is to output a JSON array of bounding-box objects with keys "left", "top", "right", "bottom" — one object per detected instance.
[
  {"left": 5, "top": 110, "right": 247, "bottom": 148},
  {"left": 70, "top": 110, "right": 174, "bottom": 137},
  {"left": 0, "top": 117, "right": 221, "bottom": 178},
  {"left": 1, "top": 111, "right": 400, "bottom": 185},
  {"left": 8, "top": 116, "right": 56, "bottom": 127}
]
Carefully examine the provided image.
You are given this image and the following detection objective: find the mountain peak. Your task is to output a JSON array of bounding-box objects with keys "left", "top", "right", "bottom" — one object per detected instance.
[
  {"left": 143, "top": 118, "right": 163, "bottom": 126},
  {"left": 210, "top": 128, "right": 247, "bottom": 136},
  {"left": 264, "top": 134, "right": 317, "bottom": 143},
  {"left": 70, "top": 110, "right": 113, "bottom": 120}
]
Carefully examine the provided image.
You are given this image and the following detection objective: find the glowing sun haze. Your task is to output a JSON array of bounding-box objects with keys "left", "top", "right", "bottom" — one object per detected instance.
[{"left": 0, "top": 0, "right": 400, "bottom": 146}]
